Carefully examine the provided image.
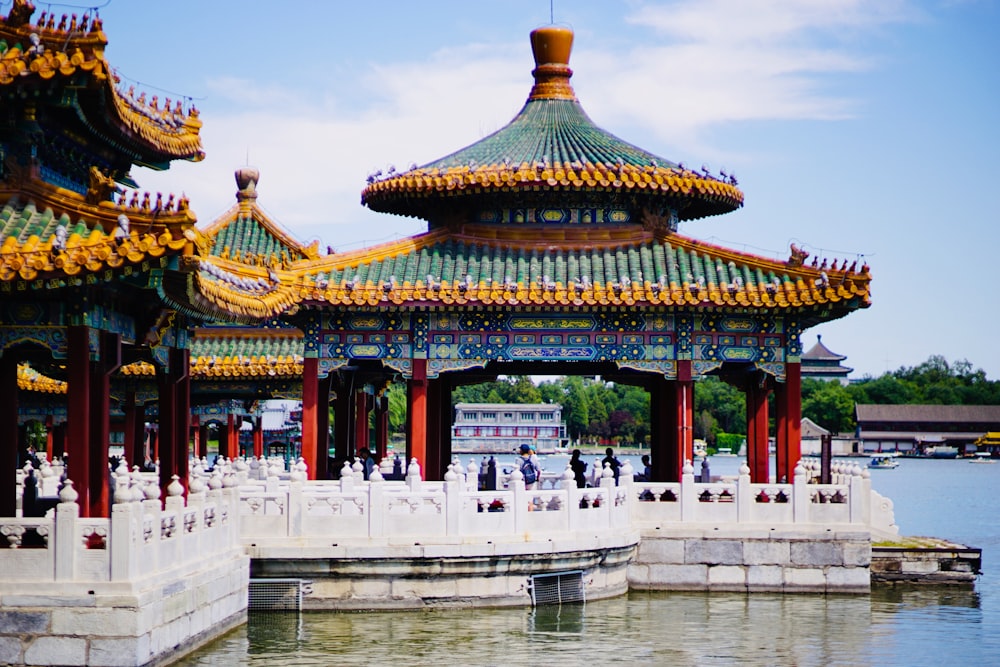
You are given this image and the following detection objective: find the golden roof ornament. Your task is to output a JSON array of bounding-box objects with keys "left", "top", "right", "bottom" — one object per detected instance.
[{"left": 528, "top": 25, "right": 576, "bottom": 101}]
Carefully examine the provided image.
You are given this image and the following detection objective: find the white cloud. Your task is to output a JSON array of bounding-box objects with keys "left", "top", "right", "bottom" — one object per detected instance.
[{"left": 138, "top": 1, "right": 915, "bottom": 249}]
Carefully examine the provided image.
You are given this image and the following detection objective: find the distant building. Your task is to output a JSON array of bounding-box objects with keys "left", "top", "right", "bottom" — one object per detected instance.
[
  {"left": 801, "top": 335, "right": 853, "bottom": 384},
  {"left": 855, "top": 404, "right": 1000, "bottom": 454},
  {"left": 452, "top": 403, "right": 568, "bottom": 453},
  {"left": 799, "top": 417, "right": 856, "bottom": 456}
]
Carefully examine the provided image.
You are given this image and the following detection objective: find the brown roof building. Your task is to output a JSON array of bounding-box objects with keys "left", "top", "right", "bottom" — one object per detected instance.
[{"left": 855, "top": 404, "right": 1000, "bottom": 454}]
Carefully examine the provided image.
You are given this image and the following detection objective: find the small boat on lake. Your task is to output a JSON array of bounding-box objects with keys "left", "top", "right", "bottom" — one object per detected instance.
[
  {"left": 714, "top": 447, "right": 737, "bottom": 457},
  {"left": 925, "top": 445, "right": 959, "bottom": 459},
  {"left": 868, "top": 453, "right": 900, "bottom": 469},
  {"left": 969, "top": 452, "right": 996, "bottom": 464}
]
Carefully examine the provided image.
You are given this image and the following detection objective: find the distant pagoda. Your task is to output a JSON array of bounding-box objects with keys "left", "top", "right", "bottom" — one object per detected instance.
[{"left": 802, "top": 335, "right": 853, "bottom": 383}]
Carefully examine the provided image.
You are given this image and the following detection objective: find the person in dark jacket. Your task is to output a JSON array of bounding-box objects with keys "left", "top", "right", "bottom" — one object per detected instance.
[
  {"left": 570, "top": 449, "right": 587, "bottom": 488},
  {"left": 601, "top": 447, "right": 621, "bottom": 484}
]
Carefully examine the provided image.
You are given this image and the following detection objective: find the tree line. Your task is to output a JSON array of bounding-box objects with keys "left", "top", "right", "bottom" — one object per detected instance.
[{"left": 382, "top": 355, "right": 1000, "bottom": 446}]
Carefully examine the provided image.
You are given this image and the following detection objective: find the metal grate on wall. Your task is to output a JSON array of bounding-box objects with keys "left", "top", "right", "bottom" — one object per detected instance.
[
  {"left": 248, "top": 578, "right": 305, "bottom": 612},
  {"left": 530, "top": 570, "right": 585, "bottom": 606}
]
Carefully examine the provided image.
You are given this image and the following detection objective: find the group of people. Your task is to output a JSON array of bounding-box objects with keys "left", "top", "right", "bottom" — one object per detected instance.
[{"left": 564, "top": 448, "right": 653, "bottom": 488}]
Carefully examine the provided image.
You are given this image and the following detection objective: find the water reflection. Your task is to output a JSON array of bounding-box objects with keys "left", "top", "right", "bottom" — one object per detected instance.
[{"left": 175, "top": 587, "right": 1000, "bottom": 667}]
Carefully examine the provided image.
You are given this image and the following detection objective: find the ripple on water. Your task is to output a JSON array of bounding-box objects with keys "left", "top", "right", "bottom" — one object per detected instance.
[{"left": 172, "top": 587, "right": 995, "bottom": 667}]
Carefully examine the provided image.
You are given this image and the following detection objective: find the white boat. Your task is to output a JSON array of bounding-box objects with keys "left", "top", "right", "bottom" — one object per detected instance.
[
  {"left": 868, "top": 453, "right": 900, "bottom": 469},
  {"left": 925, "top": 445, "right": 959, "bottom": 459},
  {"left": 714, "top": 448, "right": 737, "bottom": 457},
  {"left": 969, "top": 452, "right": 996, "bottom": 464}
]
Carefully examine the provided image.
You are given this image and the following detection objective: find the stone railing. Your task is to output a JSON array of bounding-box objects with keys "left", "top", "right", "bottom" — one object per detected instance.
[
  {"left": 630, "top": 460, "right": 884, "bottom": 528},
  {"left": 237, "top": 458, "right": 630, "bottom": 542},
  {"left": 0, "top": 471, "right": 240, "bottom": 584},
  {"left": 231, "top": 456, "right": 895, "bottom": 544}
]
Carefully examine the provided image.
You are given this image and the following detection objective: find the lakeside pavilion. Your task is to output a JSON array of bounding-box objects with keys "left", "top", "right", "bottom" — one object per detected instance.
[
  {"left": 2, "top": 4, "right": 873, "bottom": 514},
  {"left": 0, "top": 6, "right": 902, "bottom": 662}
]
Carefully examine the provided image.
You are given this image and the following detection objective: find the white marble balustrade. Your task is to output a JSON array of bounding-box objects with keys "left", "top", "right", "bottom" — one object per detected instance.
[{"left": 229, "top": 456, "right": 897, "bottom": 545}]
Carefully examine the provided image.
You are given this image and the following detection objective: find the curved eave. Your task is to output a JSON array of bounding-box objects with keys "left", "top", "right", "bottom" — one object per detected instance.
[
  {"left": 0, "top": 185, "right": 199, "bottom": 282},
  {"left": 161, "top": 256, "right": 303, "bottom": 323},
  {"left": 0, "top": 17, "right": 204, "bottom": 163},
  {"left": 361, "top": 91, "right": 742, "bottom": 222},
  {"left": 362, "top": 164, "right": 743, "bottom": 223},
  {"left": 118, "top": 357, "right": 303, "bottom": 381},
  {"left": 17, "top": 363, "right": 66, "bottom": 394},
  {"left": 290, "top": 226, "right": 871, "bottom": 322}
]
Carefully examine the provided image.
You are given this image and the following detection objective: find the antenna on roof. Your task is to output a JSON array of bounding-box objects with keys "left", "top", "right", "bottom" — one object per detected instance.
[{"left": 550, "top": 0, "right": 554, "bottom": 23}]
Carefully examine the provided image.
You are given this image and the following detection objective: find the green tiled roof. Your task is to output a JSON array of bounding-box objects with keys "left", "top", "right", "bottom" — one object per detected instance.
[
  {"left": 212, "top": 214, "right": 305, "bottom": 262},
  {"left": 422, "top": 99, "right": 675, "bottom": 174},
  {"left": 296, "top": 226, "right": 871, "bottom": 326},
  {"left": 361, "top": 26, "right": 743, "bottom": 223},
  {"left": 1, "top": 197, "right": 89, "bottom": 242},
  {"left": 190, "top": 332, "right": 302, "bottom": 360}
]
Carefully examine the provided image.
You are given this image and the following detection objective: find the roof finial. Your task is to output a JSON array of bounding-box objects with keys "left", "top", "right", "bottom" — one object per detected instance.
[
  {"left": 235, "top": 167, "right": 259, "bottom": 213},
  {"left": 528, "top": 25, "right": 575, "bottom": 101}
]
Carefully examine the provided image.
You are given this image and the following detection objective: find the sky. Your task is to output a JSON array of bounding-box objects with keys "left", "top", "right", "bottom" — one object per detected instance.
[{"left": 38, "top": 0, "right": 1000, "bottom": 380}]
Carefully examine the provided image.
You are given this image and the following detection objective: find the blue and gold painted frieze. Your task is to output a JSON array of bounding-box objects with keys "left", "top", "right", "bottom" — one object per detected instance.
[
  {"left": 477, "top": 206, "right": 633, "bottom": 225},
  {"left": 308, "top": 307, "right": 800, "bottom": 382}
]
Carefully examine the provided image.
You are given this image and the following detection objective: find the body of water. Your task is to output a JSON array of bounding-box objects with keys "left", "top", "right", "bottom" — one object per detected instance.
[{"left": 175, "top": 456, "right": 1000, "bottom": 666}]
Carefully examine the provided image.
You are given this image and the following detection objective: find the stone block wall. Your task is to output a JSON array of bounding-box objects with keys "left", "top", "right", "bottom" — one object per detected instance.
[
  {"left": 251, "top": 536, "right": 639, "bottom": 611},
  {"left": 628, "top": 527, "right": 871, "bottom": 593},
  {"left": 0, "top": 550, "right": 248, "bottom": 667}
]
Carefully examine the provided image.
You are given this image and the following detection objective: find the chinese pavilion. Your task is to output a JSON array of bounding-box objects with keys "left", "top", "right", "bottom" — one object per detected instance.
[
  {"left": 0, "top": 1, "right": 287, "bottom": 516},
  {"left": 4, "top": 4, "right": 872, "bottom": 515},
  {"left": 262, "top": 25, "right": 872, "bottom": 484}
]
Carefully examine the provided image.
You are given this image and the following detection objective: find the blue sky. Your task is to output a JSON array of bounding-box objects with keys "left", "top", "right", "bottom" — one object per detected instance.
[{"left": 59, "top": 0, "right": 1000, "bottom": 380}]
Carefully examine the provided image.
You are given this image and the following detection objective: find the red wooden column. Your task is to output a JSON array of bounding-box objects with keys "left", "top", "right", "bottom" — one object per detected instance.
[
  {"left": 374, "top": 394, "right": 389, "bottom": 461},
  {"left": 745, "top": 373, "right": 772, "bottom": 483},
  {"left": 221, "top": 414, "right": 236, "bottom": 459},
  {"left": 90, "top": 332, "right": 120, "bottom": 517},
  {"left": 52, "top": 422, "right": 66, "bottom": 460},
  {"left": 354, "top": 390, "right": 370, "bottom": 456},
  {"left": 123, "top": 391, "right": 137, "bottom": 465},
  {"left": 315, "top": 376, "right": 331, "bottom": 479},
  {"left": 252, "top": 416, "right": 264, "bottom": 459},
  {"left": 198, "top": 422, "right": 210, "bottom": 461},
  {"left": 67, "top": 325, "right": 92, "bottom": 515},
  {"left": 407, "top": 358, "right": 428, "bottom": 473},
  {"left": 424, "top": 377, "right": 444, "bottom": 481},
  {"left": 174, "top": 348, "right": 190, "bottom": 494},
  {"left": 156, "top": 359, "right": 176, "bottom": 500},
  {"left": 676, "top": 360, "right": 694, "bottom": 473},
  {"left": 133, "top": 404, "right": 147, "bottom": 467},
  {"left": 333, "top": 382, "right": 351, "bottom": 469},
  {"left": 301, "top": 356, "right": 319, "bottom": 479},
  {"left": 157, "top": 347, "right": 189, "bottom": 500},
  {"left": 190, "top": 415, "right": 201, "bottom": 459},
  {"left": 775, "top": 362, "right": 802, "bottom": 483},
  {"left": 0, "top": 354, "right": 19, "bottom": 516},
  {"left": 44, "top": 416, "right": 54, "bottom": 456}
]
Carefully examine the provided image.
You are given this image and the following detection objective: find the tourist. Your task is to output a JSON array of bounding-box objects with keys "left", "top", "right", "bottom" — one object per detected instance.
[
  {"left": 602, "top": 447, "right": 622, "bottom": 484},
  {"left": 570, "top": 449, "right": 587, "bottom": 488},
  {"left": 518, "top": 443, "right": 541, "bottom": 489},
  {"left": 358, "top": 448, "right": 376, "bottom": 480},
  {"left": 640, "top": 454, "right": 652, "bottom": 482}
]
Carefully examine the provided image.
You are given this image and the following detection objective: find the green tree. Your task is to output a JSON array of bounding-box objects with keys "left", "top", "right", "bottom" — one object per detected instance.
[
  {"left": 386, "top": 382, "right": 407, "bottom": 435},
  {"left": 801, "top": 381, "right": 856, "bottom": 433},
  {"left": 497, "top": 375, "right": 542, "bottom": 403},
  {"left": 693, "top": 376, "right": 745, "bottom": 434}
]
